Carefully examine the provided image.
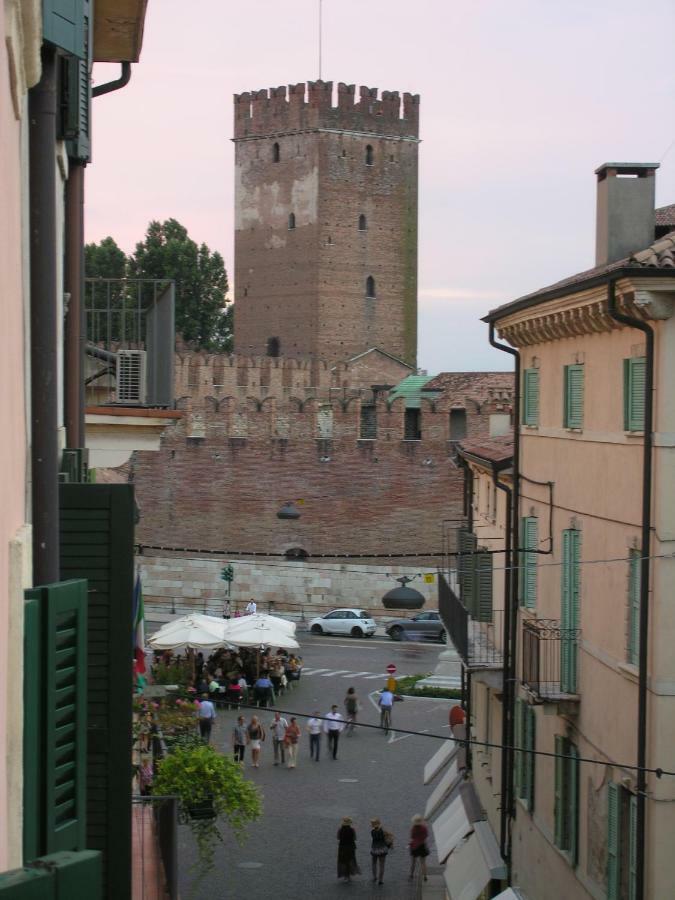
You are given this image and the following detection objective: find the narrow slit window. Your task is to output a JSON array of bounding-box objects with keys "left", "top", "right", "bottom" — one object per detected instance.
[
  {"left": 272, "top": 142, "right": 280, "bottom": 162},
  {"left": 366, "top": 276, "right": 376, "bottom": 298},
  {"left": 266, "top": 337, "right": 280, "bottom": 358},
  {"left": 288, "top": 212, "right": 296, "bottom": 230},
  {"left": 358, "top": 214, "right": 367, "bottom": 231},
  {"left": 365, "top": 144, "right": 374, "bottom": 166}
]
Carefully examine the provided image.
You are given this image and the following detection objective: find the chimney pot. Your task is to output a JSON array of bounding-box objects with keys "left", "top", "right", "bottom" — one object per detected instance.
[{"left": 595, "top": 162, "right": 659, "bottom": 265}]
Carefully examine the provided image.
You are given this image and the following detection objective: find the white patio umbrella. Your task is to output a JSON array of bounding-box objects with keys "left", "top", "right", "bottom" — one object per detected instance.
[
  {"left": 147, "top": 613, "right": 234, "bottom": 651},
  {"left": 223, "top": 614, "right": 300, "bottom": 650}
]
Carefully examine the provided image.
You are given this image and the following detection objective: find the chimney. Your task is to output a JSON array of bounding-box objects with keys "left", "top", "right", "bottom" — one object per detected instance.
[{"left": 595, "top": 162, "right": 659, "bottom": 265}]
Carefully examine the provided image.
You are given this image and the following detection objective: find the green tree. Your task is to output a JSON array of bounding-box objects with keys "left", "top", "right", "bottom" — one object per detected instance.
[
  {"left": 84, "top": 236, "right": 128, "bottom": 279},
  {"left": 129, "top": 218, "right": 232, "bottom": 351}
]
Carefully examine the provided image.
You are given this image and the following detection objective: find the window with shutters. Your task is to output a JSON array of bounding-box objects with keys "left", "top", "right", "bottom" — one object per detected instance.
[
  {"left": 519, "top": 517, "right": 538, "bottom": 608},
  {"left": 560, "top": 528, "right": 581, "bottom": 693},
  {"left": 359, "top": 404, "right": 377, "bottom": 439},
  {"left": 623, "top": 357, "right": 646, "bottom": 432},
  {"left": 554, "top": 735, "right": 579, "bottom": 862},
  {"left": 522, "top": 368, "right": 540, "bottom": 425},
  {"left": 458, "top": 529, "right": 478, "bottom": 610},
  {"left": 457, "top": 530, "right": 493, "bottom": 622},
  {"left": 607, "top": 782, "right": 637, "bottom": 900},
  {"left": 563, "top": 364, "right": 584, "bottom": 429},
  {"left": 627, "top": 549, "right": 640, "bottom": 666},
  {"left": 514, "top": 700, "right": 536, "bottom": 810}
]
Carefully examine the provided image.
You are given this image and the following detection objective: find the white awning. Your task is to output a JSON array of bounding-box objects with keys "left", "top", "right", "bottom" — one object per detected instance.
[
  {"left": 432, "top": 786, "right": 473, "bottom": 864},
  {"left": 424, "top": 739, "right": 459, "bottom": 785},
  {"left": 443, "top": 821, "right": 507, "bottom": 900},
  {"left": 425, "top": 759, "right": 463, "bottom": 819},
  {"left": 493, "top": 889, "right": 525, "bottom": 899}
]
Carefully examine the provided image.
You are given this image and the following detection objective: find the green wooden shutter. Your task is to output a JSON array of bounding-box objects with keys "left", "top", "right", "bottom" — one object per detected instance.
[
  {"left": 564, "top": 364, "right": 584, "bottom": 429},
  {"left": 554, "top": 734, "right": 564, "bottom": 848},
  {"left": 569, "top": 742, "right": 579, "bottom": 865},
  {"left": 43, "top": 0, "right": 86, "bottom": 57},
  {"left": 60, "top": 484, "right": 135, "bottom": 900},
  {"left": 474, "top": 550, "right": 493, "bottom": 622},
  {"left": 624, "top": 358, "right": 646, "bottom": 432},
  {"left": 514, "top": 700, "right": 523, "bottom": 799},
  {"left": 561, "top": 531, "right": 572, "bottom": 691},
  {"left": 458, "top": 529, "right": 477, "bottom": 611},
  {"left": 523, "top": 368, "right": 540, "bottom": 425},
  {"left": 24, "top": 592, "right": 44, "bottom": 863},
  {"left": 520, "top": 517, "right": 538, "bottom": 608},
  {"left": 628, "top": 793, "right": 637, "bottom": 900},
  {"left": 525, "top": 706, "right": 536, "bottom": 810},
  {"left": 561, "top": 529, "right": 580, "bottom": 693},
  {"left": 628, "top": 550, "right": 640, "bottom": 666},
  {"left": 607, "top": 782, "right": 620, "bottom": 900}
]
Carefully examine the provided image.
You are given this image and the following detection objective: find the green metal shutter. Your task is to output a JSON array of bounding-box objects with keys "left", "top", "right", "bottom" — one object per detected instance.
[
  {"left": 569, "top": 742, "right": 579, "bottom": 865},
  {"left": 561, "top": 529, "right": 580, "bottom": 693},
  {"left": 523, "top": 368, "right": 540, "bottom": 425},
  {"left": 554, "top": 734, "right": 564, "bottom": 848},
  {"left": 607, "top": 782, "right": 620, "bottom": 900},
  {"left": 628, "top": 793, "right": 637, "bottom": 900},
  {"left": 624, "top": 357, "right": 646, "bottom": 432},
  {"left": 43, "top": 0, "right": 86, "bottom": 58},
  {"left": 59, "top": 484, "right": 135, "bottom": 900},
  {"left": 474, "top": 551, "right": 493, "bottom": 622},
  {"left": 525, "top": 706, "right": 536, "bottom": 810},
  {"left": 520, "top": 517, "right": 538, "bottom": 609},
  {"left": 458, "top": 529, "right": 477, "bottom": 612},
  {"left": 628, "top": 550, "right": 640, "bottom": 666},
  {"left": 564, "top": 365, "right": 584, "bottom": 429},
  {"left": 24, "top": 592, "right": 44, "bottom": 863}
]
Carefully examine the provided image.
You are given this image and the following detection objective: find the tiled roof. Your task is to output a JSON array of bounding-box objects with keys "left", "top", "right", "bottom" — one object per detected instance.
[
  {"left": 656, "top": 203, "right": 675, "bottom": 228},
  {"left": 457, "top": 435, "right": 514, "bottom": 466},
  {"left": 486, "top": 229, "right": 675, "bottom": 321},
  {"left": 388, "top": 374, "right": 437, "bottom": 408},
  {"left": 423, "top": 371, "right": 514, "bottom": 393}
]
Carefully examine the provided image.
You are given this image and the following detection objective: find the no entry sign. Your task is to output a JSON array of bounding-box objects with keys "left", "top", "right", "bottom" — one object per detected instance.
[{"left": 386, "top": 663, "right": 397, "bottom": 675}]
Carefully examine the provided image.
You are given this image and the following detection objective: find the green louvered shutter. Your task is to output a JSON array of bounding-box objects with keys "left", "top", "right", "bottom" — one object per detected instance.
[
  {"left": 514, "top": 700, "right": 523, "bottom": 799},
  {"left": 624, "top": 358, "right": 646, "bottom": 432},
  {"left": 554, "top": 734, "right": 564, "bottom": 848},
  {"left": 520, "top": 517, "right": 538, "bottom": 608},
  {"left": 561, "top": 529, "right": 580, "bottom": 693},
  {"left": 628, "top": 793, "right": 637, "bottom": 900},
  {"left": 564, "top": 365, "right": 584, "bottom": 429},
  {"left": 522, "top": 368, "right": 540, "bottom": 425},
  {"left": 569, "top": 742, "right": 579, "bottom": 865},
  {"left": 43, "top": 0, "right": 86, "bottom": 57},
  {"left": 525, "top": 706, "right": 536, "bottom": 810},
  {"left": 474, "top": 551, "right": 493, "bottom": 622},
  {"left": 24, "top": 591, "right": 44, "bottom": 862},
  {"left": 561, "top": 531, "right": 572, "bottom": 691},
  {"left": 458, "top": 529, "right": 477, "bottom": 612},
  {"left": 628, "top": 550, "right": 640, "bottom": 666},
  {"left": 607, "top": 782, "right": 620, "bottom": 899}
]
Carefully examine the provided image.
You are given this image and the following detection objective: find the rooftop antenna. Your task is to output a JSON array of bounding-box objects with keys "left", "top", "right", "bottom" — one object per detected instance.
[{"left": 318, "top": 0, "right": 323, "bottom": 80}]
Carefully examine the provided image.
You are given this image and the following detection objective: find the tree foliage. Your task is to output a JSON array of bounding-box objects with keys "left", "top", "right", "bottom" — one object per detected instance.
[{"left": 85, "top": 235, "right": 127, "bottom": 280}]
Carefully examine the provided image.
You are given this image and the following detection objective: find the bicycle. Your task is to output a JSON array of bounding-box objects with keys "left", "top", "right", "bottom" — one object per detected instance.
[{"left": 380, "top": 706, "right": 392, "bottom": 735}]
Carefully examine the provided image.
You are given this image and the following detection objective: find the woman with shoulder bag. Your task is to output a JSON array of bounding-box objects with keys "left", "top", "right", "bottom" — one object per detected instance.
[{"left": 369, "top": 817, "right": 391, "bottom": 885}]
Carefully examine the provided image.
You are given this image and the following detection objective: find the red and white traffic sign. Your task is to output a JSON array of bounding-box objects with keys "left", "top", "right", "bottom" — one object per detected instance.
[{"left": 386, "top": 663, "right": 397, "bottom": 675}]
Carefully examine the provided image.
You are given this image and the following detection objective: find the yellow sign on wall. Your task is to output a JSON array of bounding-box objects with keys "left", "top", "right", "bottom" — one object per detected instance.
[{"left": 423, "top": 573, "right": 436, "bottom": 584}]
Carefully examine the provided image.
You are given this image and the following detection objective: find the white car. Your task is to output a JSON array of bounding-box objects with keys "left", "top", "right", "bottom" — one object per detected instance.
[{"left": 309, "top": 608, "right": 377, "bottom": 638}]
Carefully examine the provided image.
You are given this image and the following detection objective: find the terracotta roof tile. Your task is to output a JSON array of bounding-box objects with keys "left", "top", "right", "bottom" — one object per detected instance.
[
  {"left": 457, "top": 435, "right": 514, "bottom": 466},
  {"left": 656, "top": 203, "right": 675, "bottom": 228}
]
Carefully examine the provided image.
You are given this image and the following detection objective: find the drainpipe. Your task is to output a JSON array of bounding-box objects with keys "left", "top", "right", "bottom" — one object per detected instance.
[
  {"left": 92, "top": 62, "right": 131, "bottom": 98},
  {"left": 29, "top": 47, "right": 60, "bottom": 585},
  {"left": 488, "top": 322, "right": 520, "bottom": 876},
  {"left": 64, "top": 161, "right": 85, "bottom": 448},
  {"left": 607, "top": 278, "right": 654, "bottom": 900}
]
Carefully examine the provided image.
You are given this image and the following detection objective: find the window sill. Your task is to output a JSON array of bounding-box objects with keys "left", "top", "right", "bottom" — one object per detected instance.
[
  {"left": 624, "top": 431, "right": 644, "bottom": 438},
  {"left": 564, "top": 427, "right": 583, "bottom": 433},
  {"left": 618, "top": 662, "right": 639, "bottom": 684},
  {"left": 522, "top": 424, "right": 539, "bottom": 430}
]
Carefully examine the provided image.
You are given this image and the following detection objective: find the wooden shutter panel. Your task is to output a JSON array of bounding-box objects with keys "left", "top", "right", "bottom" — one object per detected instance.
[
  {"left": 554, "top": 734, "right": 564, "bottom": 848},
  {"left": 520, "top": 517, "right": 538, "bottom": 608},
  {"left": 514, "top": 700, "right": 523, "bottom": 799},
  {"left": 569, "top": 742, "right": 579, "bottom": 865},
  {"left": 561, "top": 530, "right": 580, "bottom": 693},
  {"left": 628, "top": 793, "right": 637, "bottom": 900},
  {"left": 525, "top": 706, "right": 536, "bottom": 810},
  {"left": 523, "top": 368, "right": 539, "bottom": 425},
  {"left": 607, "top": 782, "right": 620, "bottom": 900},
  {"left": 43, "top": 0, "right": 86, "bottom": 58},
  {"left": 564, "top": 365, "right": 584, "bottom": 429},
  {"left": 628, "top": 550, "right": 640, "bottom": 666},
  {"left": 627, "top": 358, "right": 646, "bottom": 432},
  {"left": 561, "top": 531, "right": 572, "bottom": 691},
  {"left": 458, "top": 529, "right": 477, "bottom": 611},
  {"left": 475, "top": 551, "right": 493, "bottom": 622},
  {"left": 23, "top": 591, "right": 44, "bottom": 862}
]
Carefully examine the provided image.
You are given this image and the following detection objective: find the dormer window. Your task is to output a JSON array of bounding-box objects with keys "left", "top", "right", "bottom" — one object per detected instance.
[
  {"left": 365, "top": 145, "right": 374, "bottom": 166},
  {"left": 273, "top": 142, "right": 280, "bottom": 162},
  {"left": 366, "top": 276, "right": 376, "bottom": 298},
  {"left": 358, "top": 214, "right": 367, "bottom": 231}
]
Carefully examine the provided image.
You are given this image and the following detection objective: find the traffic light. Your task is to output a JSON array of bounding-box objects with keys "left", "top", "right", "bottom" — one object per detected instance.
[{"left": 221, "top": 564, "right": 234, "bottom": 582}]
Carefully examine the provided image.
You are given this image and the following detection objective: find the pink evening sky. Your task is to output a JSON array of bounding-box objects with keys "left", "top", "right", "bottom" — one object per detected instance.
[{"left": 85, "top": 0, "right": 675, "bottom": 374}]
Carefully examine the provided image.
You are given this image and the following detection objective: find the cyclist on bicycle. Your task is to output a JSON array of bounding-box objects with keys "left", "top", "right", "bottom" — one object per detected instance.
[{"left": 379, "top": 687, "right": 394, "bottom": 733}]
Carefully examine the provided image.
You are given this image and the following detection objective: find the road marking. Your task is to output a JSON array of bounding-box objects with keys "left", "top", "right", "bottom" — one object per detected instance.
[
  {"left": 320, "top": 670, "right": 351, "bottom": 677},
  {"left": 341, "top": 671, "right": 372, "bottom": 678},
  {"left": 364, "top": 674, "right": 388, "bottom": 680},
  {"left": 339, "top": 778, "right": 359, "bottom": 783},
  {"left": 388, "top": 728, "right": 429, "bottom": 745},
  {"left": 304, "top": 668, "right": 331, "bottom": 675}
]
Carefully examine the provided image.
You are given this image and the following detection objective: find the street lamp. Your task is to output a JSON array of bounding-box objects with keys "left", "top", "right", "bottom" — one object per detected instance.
[
  {"left": 382, "top": 575, "right": 425, "bottom": 610},
  {"left": 277, "top": 501, "right": 301, "bottom": 520}
]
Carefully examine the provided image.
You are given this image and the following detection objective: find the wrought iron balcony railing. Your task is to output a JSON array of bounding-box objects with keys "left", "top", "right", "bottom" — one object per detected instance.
[
  {"left": 438, "top": 573, "right": 503, "bottom": 669},
  {"left": 521, "top": 618, "right": 581, "bottom": 701}
]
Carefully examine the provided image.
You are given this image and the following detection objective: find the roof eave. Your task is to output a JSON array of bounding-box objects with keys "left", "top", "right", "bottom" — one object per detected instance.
[{"left": 93, "top": 0, "right": 148, "bottom": 63}]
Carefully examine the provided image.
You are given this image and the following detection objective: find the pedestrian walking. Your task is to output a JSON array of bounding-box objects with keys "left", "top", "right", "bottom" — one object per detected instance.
[
  {"left": 337, "top": 817, "right": 360, "bottom": 882},
  {"left": 344, "top": 686, "right": 359, "bottom": 735},
  {"left": 307, "top": 711, "right": 322, "bottom": 761},
  {"left": 222, "top": 599, "right": 231, "bottom": 619},
  {"left": 197, "top": 693, "right": 216, "bottom": 744},
  {"left": 408, "top": 814, "right": 430, "bottom": 882},
  {"left": 324, "top": 705, "right": 345, "bottom": 760},
  {"left": 246, "top": 715, "right": 265, "bottom": 768},
  {"left": 245, "top": 598, "right": 257, "bottom": 615},
  {"left": 232, "top": 715, "right": 247, "bottom": 763},
  {"left": 284, "top": 717, "right": 301, "bottom": 768},
  {"left": 369, "top": 818, "right": 392, "bottom": 885},
  {"left": 270, "top": 711, "right": 289, "bottom": 765}
]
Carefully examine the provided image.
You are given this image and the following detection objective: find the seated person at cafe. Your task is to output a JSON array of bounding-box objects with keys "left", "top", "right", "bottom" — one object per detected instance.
[{"left": 254, "top": 673, "right": 274, "bottom": 707}]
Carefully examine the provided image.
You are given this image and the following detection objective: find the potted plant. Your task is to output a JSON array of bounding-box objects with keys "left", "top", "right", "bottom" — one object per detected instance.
[{"left": 153, "top": 743, "right": 262, "bottom": 893}]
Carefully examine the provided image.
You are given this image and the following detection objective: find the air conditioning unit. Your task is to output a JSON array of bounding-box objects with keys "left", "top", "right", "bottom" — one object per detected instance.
[{"left": 116, "top": 350, "right": 147, "bottom": 404}]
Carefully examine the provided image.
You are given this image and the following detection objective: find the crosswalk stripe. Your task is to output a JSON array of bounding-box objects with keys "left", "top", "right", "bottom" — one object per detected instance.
[
  {"left": 320, "top": 670, "right": 351, "bottom": 677},
  {"left": 341, "top": 671, "right": 372, "bottom": 678},
  {"left": 303, "top": 668, "right": 331, "bottom": 675},
  {"left": 364, "top": 674, "right": 389, "bottom": 680}
]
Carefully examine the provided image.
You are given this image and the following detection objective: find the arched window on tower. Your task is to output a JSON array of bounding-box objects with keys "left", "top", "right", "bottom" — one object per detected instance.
[
  {"left": 358, "top": 214, "right": 367, "bottom": 231},
  {"left": 365, "top": 144, "right": 374, "bottom": 166},
  {"left": 288, "top": 212, "right": 296, "bottom": 230},
  {"left": 273, "top": 142, "right": 280, "bottom": 162},
  {"left": 266, "top": 337, "right": 280, "bottom": 358},
  {"left": 366, "top": 276, "right": 376, "bottom": 299}
]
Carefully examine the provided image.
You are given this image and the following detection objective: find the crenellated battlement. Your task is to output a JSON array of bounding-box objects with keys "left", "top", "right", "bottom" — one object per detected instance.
[{"left": 234, "top": 81, "right": 420, "bottom": 140}]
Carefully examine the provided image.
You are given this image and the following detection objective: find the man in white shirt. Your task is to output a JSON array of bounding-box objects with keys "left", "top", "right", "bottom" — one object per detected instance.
[
  {"left": 198, "top": 694, "right": 217, "bottom": 744},
  {"left": 269, "top": 710, "right": 289, "bottom": 765},
  {"left": 245, "top": 598, "right": 257, "bottom": 615},
  {"left": 307, "top": 711, "right": 322, "bottom": 761},
  {"left": 324, "top": 705, "right": 345, "bottom": 760}
]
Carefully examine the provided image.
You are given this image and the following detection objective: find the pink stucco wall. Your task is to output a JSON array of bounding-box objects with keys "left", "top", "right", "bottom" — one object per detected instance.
[{"left": 0, "top": 12, "right": 29, "bottom": 870}]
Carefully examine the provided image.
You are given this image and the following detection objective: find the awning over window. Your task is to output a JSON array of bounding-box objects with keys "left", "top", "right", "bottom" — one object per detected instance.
[
  {"left": 493, "top": 889, "right": 526, "bottom": 899},
  {"left": 425, "top": 759, "right": 463, "bottom": 819},
  {"left": 443, "top": 821, "right": 507, "bottom": 900},
  {"left": 424, "top": 739, "right": 459, "bottom": 785},
  {"left": 432, "top": 784, "right": 473, "bottom": 864}
]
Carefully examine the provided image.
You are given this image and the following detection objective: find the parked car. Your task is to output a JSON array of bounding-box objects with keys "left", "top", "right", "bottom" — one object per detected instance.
[
  {"left": 385, "top": 611, "right": 447, "bottom": 643},
  {"left": 309, "top": 608, "right": 377, "bottom": 638}
]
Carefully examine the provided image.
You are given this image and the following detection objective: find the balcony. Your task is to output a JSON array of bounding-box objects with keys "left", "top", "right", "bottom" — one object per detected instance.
[
  {"left": 438, "top": 573, "right": 503, "bottom": 670},
  {"left": 522, "top": 619, "right": 581, "bottom": 704}
]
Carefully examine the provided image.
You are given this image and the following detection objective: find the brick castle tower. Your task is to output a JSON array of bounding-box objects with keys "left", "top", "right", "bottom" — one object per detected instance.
[{"left": 232, "top": 81, "right": 420, "bottom": 367}]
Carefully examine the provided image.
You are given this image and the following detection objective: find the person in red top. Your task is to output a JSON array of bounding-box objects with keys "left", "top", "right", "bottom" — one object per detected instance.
[
  {"left": 408, "top": 814, "right": 430, "bottom": 882},
  {"left": 449, "top": 704, "right": 466, "bottom": 737}
]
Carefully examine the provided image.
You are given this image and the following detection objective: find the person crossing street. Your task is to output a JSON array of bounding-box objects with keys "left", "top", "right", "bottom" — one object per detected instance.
[
  {"left": 270, "top": 710, "right": 289, "bottom": 765},
  {"left": 324, "top": 705, "right": 345, "bottom": 759}
]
